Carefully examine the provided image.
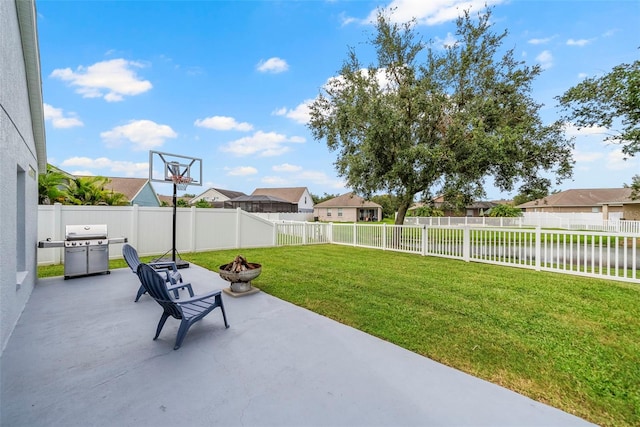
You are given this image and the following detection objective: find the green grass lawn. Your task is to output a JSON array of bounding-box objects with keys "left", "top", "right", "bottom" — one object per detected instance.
[{"left": 39, "top": 244, "right": 639, "bottom": 426}]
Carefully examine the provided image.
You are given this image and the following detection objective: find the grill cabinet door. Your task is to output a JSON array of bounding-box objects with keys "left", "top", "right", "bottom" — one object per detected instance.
[
  {"left": 88, "top": 245, "right": 109, "bottom": 274},
  {"left": 64, "top": 247, "right": 87, "bottom": 277}
]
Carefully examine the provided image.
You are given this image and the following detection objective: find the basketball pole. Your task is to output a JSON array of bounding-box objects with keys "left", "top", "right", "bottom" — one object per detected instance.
[{"left": 172, "top": 179, "right": 178, "bottom": 263}]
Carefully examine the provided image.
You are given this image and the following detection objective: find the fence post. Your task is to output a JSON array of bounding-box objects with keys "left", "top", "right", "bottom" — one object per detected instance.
[
  {"left": 421, "top": 226, "right": 427, "bottom": 256},
  {"left": 53, "top": 203, "right": 62, "bottom": 264},
  {"left": 382, "top": 223, "right": 387, "bottom": 250},
  {"left": 303, "top": 222, "right": 307, "bottom": 245},
  {"left": 535, "top": 226, "right": 541, "bottom": 271},
  {"left": 235, "top": 208, "right": 242, "bottom": 249},
  {"left": 190, "top": 206, "right": 197, "bottom": 253},
  {"left": 463, "top": 226, "right": 470, "bottom": 262},
  {"left": 130, "top": 204, "right": 139, "bottom": 250},
  {"left": 353, "top": 223, "right": 357, "bottom": 246},
  {"left": 273, "top": 221, "right": 278, "bottom": 246}
]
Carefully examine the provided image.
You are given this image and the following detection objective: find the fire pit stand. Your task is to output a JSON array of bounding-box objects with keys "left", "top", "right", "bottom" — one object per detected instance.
[{"left": 219, "top": 259, "right": 262, "bottom": 297}]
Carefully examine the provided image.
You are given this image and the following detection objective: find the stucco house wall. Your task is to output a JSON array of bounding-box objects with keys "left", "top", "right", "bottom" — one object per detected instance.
[
  {"left": 622, "top": 204, "right": 640, "bottom": 220},
  {"left": 1, "top": 0, "right": 47, "bottom": 354}
]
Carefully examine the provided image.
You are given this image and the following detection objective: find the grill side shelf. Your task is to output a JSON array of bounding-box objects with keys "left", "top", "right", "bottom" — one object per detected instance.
[{"left": 38, "top": 240, "right": 65, "bottom": 248}]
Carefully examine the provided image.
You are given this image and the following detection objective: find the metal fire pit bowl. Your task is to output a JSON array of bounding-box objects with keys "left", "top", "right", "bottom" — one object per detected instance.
[{"left": 219, "top": 263, "right": 262, "bottom": 293}]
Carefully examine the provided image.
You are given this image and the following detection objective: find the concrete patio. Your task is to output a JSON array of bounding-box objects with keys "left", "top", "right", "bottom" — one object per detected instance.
[{"left": 1, "top": 263, "right": 594, "bottom": 426}]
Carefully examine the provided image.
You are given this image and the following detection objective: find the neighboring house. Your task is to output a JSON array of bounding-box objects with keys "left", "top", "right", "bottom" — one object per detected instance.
[
  {"left": 227, "top": 195, "right": 298, "bottom": 213},
  {"left": 409, "top": 197, "right": 501, "bottom": 217},
  {"left": 251, "top": 187, "right": 314, "bottom": 213},
  {"left": 189, "top": 188, "right": 246, "bottom": 208},
  {"left": 1, "top": 0, "right": 47, "bottom": 354},
  {"left": 100, "top": 176, "right": 161, "bottom": 207},
  {"left": 313, "top": 192, "right": 383, "bottom": 222},
  {"left": 516, "top": 188, "right": 632, "bottom": 219}
]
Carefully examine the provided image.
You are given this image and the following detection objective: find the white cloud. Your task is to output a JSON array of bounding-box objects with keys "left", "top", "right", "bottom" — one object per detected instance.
[
  {"left": 273, "top": 99, "right": 313, "bottom": 124},
  {"left": 221, "top": 131, "right": 305, "bottom": 157},
  {"left": 363, "top": 0, "right": 506, "bottom": 26},
  {"left": 339, "top": 12, "right": 357, "bottom": 26},
  {"left": 272, "top": 163, "right": 302, "bottom": 172},
  {"left": 43, "top": 103, "right": 83, "bottom": 128},
  {"left": 100, "top": 119, "right": 177, "bottom": 150},
  {"left": 606, "top": 149, "right": 635, "bottom": 170},
  {"left": 261, "top": 176, "right": 290, "bottom": 186},
  {"left": 535, "top": 50, "right": 553, "bottom": 69},
  {"left": 50, "top": 58, "right": 152, "bottom": 102},
  {"left": 527, "top": 36, "right": 555, "bottom": 45},
  {"left": 256, "top": 57, "right": 289, "bottom": 73},
  {"left": 566, "top": 38, "right": 592, "bottom": 47},
  {"left": 194, "top": 116, "right": 253, "bottom": 131},
  {"left": 434, "top": 32, "right": 457, "bottom": 49},
  {"left": 564, "top": 122, "right": 608, "bottom": 137},
  {"left": 572, "top": 150, "right": 603, "bottom": 162},
  {"left": 577, "top": 72, "right": 589, "bottom": 80},
  {"left": 225, "top": 166, "right": 258, "bottom": 176},
  {"left": 60, "top": 156, "right": 149, "bottom": 177}
]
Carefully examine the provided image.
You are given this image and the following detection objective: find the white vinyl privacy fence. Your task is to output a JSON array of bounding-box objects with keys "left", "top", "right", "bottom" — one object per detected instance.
[
  {"left": 38, "top": 205, "right": 639, "bottom": 284},
  {"left": 37, "top": 204, "right": 276, "bottom": 265}
]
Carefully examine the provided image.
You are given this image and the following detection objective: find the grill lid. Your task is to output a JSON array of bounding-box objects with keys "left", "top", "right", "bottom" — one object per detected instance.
[{"left": 65, "top": 224, "right": 108, "bottom": 240}]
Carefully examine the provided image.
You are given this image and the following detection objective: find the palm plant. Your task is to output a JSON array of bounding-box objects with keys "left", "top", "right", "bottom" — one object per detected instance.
[
  {"left": 38, "top": 168, "right": 69, "bottom": 204},
  {"left": 66, "top": 176, "right": 115, "bottom": 205}
]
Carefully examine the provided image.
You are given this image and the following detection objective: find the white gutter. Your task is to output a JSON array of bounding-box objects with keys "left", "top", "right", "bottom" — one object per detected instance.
[{"left": 16, "top": 0, "right": 47, "bottom": 173}]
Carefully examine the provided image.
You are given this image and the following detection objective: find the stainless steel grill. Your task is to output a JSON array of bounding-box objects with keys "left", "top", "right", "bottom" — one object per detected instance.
[{"left": 38, "top": 224, "right": 127, "bottom": 279}]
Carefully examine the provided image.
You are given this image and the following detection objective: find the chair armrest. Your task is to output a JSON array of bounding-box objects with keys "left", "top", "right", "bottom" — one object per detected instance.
[
  {"left": 167, "top": 282, "right": 194, "bottom": 298},
  {"left": 149, "top": 261, "right": 178, "bottom": 272},
  {"left": 174, "top": 289, "right": 222, "bottom": 305}
]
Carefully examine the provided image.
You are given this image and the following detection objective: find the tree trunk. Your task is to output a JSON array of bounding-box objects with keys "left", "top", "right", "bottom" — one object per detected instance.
[{"left": 395, "top": 199, "right": 411, "bottom": 225}]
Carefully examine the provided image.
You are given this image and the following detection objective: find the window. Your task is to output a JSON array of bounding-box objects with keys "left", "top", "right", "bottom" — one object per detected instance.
[
  {"left": 338, "top": 208, "right": 343, "bottom": 217},
  {"left": 327, "top": 208, "right": 332, "bottom": 217},
  {"left": 592, "top": 207, "right": 601, "bottom": 213}
]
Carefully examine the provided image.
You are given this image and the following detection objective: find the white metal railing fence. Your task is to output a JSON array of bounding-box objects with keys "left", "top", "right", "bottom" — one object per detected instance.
[
  {"left": 275, "top": 222, "right": 640, "bottom": 284},
  {"left": 405, "top": 214, "right": 640, "bottom": 233}
]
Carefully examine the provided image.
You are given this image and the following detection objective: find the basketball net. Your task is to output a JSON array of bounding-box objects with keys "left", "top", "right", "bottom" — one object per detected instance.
[{"left": 171, "top": 175, "right": 193, "bottom": 191}]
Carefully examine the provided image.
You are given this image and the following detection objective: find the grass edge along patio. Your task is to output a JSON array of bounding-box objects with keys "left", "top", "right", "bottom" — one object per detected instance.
[{"left": 39, "top": 244, "right": 640, "bottom": 427}]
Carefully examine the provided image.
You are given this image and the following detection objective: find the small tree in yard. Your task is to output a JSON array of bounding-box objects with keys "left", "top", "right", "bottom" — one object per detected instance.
[
  {"left": 488, "top": 204, "right": 522, "bottom": 217},
  {"left": 308, "top": 6, "right": 573, "bottom": 225}
]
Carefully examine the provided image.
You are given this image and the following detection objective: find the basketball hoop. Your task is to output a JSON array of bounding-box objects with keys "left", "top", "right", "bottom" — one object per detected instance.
[{"left": 171, "top": 175, "right": 193, "bottom": 191}]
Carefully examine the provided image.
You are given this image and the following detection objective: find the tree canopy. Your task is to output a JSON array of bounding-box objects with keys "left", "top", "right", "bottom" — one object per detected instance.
[
  {"left": 308, "top": 7, "right": 573, "bottom": 224},
  {"left": 558, "top": 58, "right": 639, "bottom": 156}
]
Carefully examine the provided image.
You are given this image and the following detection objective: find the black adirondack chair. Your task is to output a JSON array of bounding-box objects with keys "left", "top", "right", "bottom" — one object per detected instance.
[
  {"left": 137, "top": 263, "right": 230, "bottom": 350},
  {"left": 122, "top": 243, "right": 193, "bottom": 302}
]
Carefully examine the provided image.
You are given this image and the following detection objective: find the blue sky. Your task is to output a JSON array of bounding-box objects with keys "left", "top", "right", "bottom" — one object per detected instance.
[{"left": 36, "top": 0, "right": 639, "bottom": 200}]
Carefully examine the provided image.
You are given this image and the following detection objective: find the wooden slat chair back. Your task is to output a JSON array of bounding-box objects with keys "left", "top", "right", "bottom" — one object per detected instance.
[
  {"left": 137, "top": 263, "right": 230, "bottom": 350},
  {"left": 122, "top": 243, "right": 192, "bottom": 302}
]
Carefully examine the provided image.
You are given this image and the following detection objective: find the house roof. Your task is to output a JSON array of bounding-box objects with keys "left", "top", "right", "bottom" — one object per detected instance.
[
  {"left": 190, "top": 188, "right": 246, "bottom": 203},
  {"left": 516, "top": 188, "right": 633, "bottom": 208},
  {"left": 101, "top": 177, "right": 150, "bottom": 201},
  {"left": 314, "top": 192, "right": 382, "bottom": 208},
  {"left": 251, "top": 187, "right": 308, "bottom": 203}
]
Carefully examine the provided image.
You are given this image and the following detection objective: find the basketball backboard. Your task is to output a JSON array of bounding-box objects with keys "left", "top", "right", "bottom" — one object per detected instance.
[{"left": 149, "top": 150, "right": 202, "bottom": 187}]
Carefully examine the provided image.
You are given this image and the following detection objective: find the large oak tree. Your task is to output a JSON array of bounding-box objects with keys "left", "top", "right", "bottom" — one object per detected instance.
[
  {"left": 308, "top": 7, "right": 573, "bottom": 224},
  {"left": 558, "top": 58, "right": 639, "bottom": 156}
]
